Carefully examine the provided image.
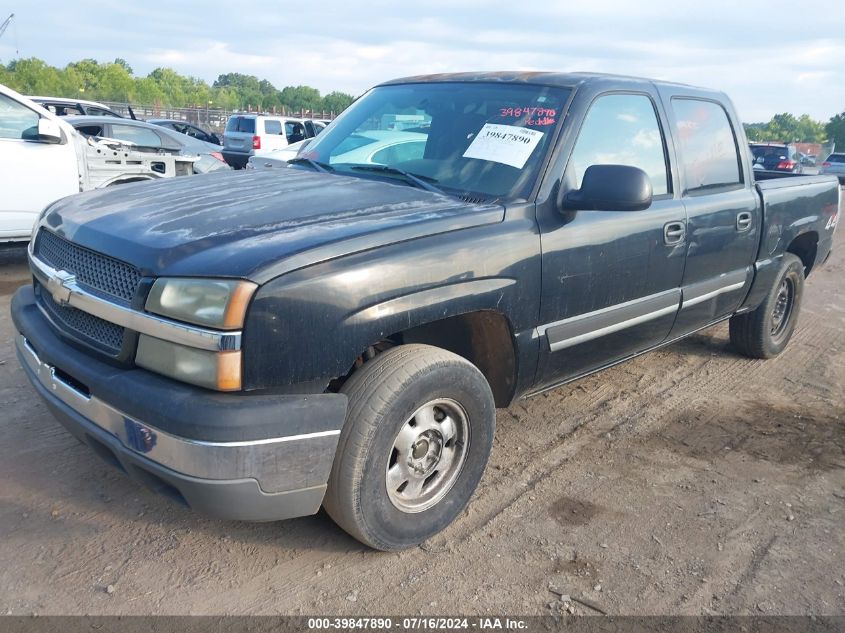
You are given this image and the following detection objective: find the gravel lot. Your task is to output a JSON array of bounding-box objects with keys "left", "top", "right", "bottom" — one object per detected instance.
[{"left": 0, "top": 194, "right": 843, "bottom": 616}]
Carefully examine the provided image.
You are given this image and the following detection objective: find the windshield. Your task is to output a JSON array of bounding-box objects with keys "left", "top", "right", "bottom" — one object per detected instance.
[{"left": 300, "top": 82, "right": 570, "bottom": 200}]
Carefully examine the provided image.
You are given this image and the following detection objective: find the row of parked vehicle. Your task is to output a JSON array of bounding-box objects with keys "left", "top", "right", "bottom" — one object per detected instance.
[
  {"left": 749, "top": 141, "right": 844, "bottom": 181},
  {"left": 0, "top": 86, "right": 335, "bottom": 241},
  {"left": 31, "top": 94, "right": 331, "bottom": 169}
]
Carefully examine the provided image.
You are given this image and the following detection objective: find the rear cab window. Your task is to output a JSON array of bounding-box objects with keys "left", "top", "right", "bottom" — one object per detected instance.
[{"left": 671, "top": 98, "right": 742, "bottom": 192}]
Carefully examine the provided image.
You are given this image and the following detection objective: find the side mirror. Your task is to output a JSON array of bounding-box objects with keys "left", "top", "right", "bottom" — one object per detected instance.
[
  {"left": 560, "top": 164, "right": 653, "bottom": 212},
  {"left": 37, "top": 118, "right": 64, "bottom": 144}
]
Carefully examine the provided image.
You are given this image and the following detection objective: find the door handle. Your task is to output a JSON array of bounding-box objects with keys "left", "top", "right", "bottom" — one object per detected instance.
[
  {"left": 664, "top": 221, "right": 686, "bottom": 245},
  {"left": 736, "top": 212, "right": 753, "bottom": 231}
]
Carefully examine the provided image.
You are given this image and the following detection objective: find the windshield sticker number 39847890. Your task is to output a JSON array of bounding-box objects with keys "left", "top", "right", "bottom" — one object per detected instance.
[{"left": 462, "top": 123, "right": 545, "bottom": 169}]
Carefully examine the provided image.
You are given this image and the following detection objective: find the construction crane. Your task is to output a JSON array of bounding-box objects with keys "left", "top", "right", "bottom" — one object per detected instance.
[{"left": 0, "top": 13, "right": 13, "bottom": 40}]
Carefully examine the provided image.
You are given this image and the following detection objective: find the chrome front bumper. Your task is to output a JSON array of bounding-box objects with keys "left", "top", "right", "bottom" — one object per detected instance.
[{"left": 16, "top": 333, "right": 340, "bottom": 494}]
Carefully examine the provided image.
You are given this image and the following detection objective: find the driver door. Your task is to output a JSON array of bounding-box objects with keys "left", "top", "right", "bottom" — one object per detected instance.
[{"left": 534, "top": 92, "right": 687, "bottom": 389}]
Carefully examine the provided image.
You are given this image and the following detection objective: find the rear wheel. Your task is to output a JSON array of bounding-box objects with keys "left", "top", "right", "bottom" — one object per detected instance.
[
  {"left": 729, "top": 253, "right": 804, "bottom": 358},
  {"left": 323, "top": 344, "right": 495, "bottom": 551}
]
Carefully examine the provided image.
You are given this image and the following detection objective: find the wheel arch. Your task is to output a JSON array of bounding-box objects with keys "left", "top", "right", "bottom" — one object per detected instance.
[
  {"left": 388, "top": 310, "right": 517, "bottom": 408},
  {"left": 785, "top": 231, "right": 819, "bottom": 277}
]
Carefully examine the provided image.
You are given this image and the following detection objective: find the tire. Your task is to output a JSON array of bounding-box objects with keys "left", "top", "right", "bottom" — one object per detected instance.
[
  {"left": 729, "top": 253, "right": 804, "bottom": 359},
  {"left": 323, "top": 344, "right": 496, "bottom": 551}
]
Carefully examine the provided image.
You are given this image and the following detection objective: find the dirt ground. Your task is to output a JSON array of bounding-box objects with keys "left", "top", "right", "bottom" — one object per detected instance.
[{"left": 0, "top": 199, "right": 843, "bottom": 617}]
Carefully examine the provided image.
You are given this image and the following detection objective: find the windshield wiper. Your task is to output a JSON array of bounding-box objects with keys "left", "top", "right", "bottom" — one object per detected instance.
[
  {"left": 349, "top": 165, "right": 446, "bottom": 195},
  {"left": 287, "top": 157, "right": 334, "bottom": 173}
]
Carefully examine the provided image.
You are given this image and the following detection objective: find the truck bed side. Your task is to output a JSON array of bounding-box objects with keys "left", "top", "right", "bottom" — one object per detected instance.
[
  {"left": 739, "top": 173, "right": 840, "bottom": 312},
  {"left": 755, "top": 173, "right": 839, "bottom": 269}
]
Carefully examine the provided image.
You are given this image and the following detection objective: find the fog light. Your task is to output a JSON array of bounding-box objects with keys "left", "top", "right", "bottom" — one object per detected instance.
[{"left": 136, "top": 335, "right": 241, "bottom": 391}]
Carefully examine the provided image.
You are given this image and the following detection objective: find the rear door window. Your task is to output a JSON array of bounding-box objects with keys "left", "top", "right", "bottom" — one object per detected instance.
[
  {"left": 109, "top": 124, "right": 163, "bottom": 147},
  {"left": 263, "top": 119, "right": 283, "bottom": 135},
  {"left": 671, "top": 98, "right": 742, "bottom": 191}
]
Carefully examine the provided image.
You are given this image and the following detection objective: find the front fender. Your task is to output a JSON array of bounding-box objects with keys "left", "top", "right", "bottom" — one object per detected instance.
[{"left": 241, "top": 219, "right": 540, "bottom": 390}]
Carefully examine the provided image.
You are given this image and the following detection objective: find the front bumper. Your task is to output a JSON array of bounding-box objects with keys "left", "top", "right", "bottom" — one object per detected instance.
[{"left": 12, "top": 285, "right": 348, "bottom": 522}]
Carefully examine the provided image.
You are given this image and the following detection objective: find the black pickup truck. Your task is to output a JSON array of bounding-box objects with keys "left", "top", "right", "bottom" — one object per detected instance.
[{"left": 12, "top": 72, "right": 840, "bottom": 551}]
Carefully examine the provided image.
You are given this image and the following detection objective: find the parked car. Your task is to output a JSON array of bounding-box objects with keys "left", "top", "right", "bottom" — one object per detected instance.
[
  {"left": 222, "top": 114, "right": 318, "bottom": 168},
  {"left": 246, "top": 131, "right": 426, "bottom": 170},
  {"left": 12, "top": 72, "right": 840, "bottom": 551},
  {"left": 147, "top": 119, "right": 221, "bottom": 146},
  {"left": 245, "top": 140, "right": 308, "bottom": 169},
  {"left": 0, "top": 84, "right": 195, "bottom": 242},
  {"left": 819, "top": 153, "right": 845, "bottom": 183},
  {"left": 28, "top": 96, "right": 125, "bottom": 119},
  {"left": 68, "top": 116, "right": 230, "bottom": 174},
  {"left": 749, "top": 143, "right": 803, "bottom": 173}
]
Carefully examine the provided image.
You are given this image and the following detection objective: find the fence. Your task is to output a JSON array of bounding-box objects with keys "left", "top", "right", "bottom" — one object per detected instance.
[{"left": 99, "top": 102, "right": 338, "bottom": 133}]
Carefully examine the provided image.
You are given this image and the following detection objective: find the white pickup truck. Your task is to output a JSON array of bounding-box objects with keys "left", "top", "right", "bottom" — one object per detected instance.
[{"left": 0, "top": 84, "right": 195, "bottom": 242}]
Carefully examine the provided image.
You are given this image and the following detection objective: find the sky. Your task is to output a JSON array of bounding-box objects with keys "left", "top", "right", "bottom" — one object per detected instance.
[{"left": 1, "top": 1, "right": 843, "bottom": 123}]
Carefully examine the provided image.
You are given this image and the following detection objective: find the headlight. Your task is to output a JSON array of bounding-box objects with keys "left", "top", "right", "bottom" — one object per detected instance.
[
  {"left": 145, "top": 278, "right": 256, "bottom": 329},
  {"left": 136, "top": 335, "right": 241, "bottom": 391}
]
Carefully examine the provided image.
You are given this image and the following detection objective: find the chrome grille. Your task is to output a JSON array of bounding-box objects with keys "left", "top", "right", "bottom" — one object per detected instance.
[
  {"left": 38, "top": 285, "right": 124, "bottom": 354},
  {"left": 34, "top": 230, "right": 141, "bottom": 303}
]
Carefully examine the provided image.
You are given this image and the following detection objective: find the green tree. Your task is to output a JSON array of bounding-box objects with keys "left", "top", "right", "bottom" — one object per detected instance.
[
  {"left": 5, "top": 58, "right": 66, "bottom": 95},
  {"left": 322, "top": 90, "right": 355, "bottom": 115},
  {"left": 824, "top": 112, "right": 845, "bottom": 150},
  {"left": 743, "top": 113, "right": 826, "bottom": 143},
  {"left": 96, "top": 62, "right": 135, "bottom": 101},
  {"left": 280, "top": 85, "right": 322, "bottom": 113},
  {"left": 2, "top": 56, "right": 353, "bottom": 114},
  {"left": 113, "top": 58, "right": 133, "bottom": 74},
  {"left": 65, "top": 58, "right": 102, "bottom": 95}
]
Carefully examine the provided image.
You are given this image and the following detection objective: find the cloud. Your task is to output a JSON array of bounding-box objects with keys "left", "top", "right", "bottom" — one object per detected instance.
[{"left": 1, "top": 1, "right": 843, "bottom": 121}]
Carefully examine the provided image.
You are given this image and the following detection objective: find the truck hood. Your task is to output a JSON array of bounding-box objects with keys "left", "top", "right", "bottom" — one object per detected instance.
[{"left": 39, "top": 169, "right": 504, "bottom": 283}]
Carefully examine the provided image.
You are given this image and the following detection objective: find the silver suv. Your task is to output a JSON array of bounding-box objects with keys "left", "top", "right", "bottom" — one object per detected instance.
[{"left": 222, "top": 114, "right": 319, "bottom": 169}]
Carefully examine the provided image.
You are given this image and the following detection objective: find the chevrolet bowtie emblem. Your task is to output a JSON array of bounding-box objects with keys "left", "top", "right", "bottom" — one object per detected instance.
[{"left": 47, "top": 270, "right": 77, "bottom": 305}]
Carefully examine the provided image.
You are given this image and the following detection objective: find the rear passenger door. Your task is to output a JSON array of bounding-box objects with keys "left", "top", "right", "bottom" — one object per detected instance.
[
  {"left": 534, "top": 91, "right": 687, "bottom": 389},
  {"left": 261, "top": 118, "right": 288, "bottom": 152},
  {"left": 661, "top": 95, "right": 760, "bottom": 339}
]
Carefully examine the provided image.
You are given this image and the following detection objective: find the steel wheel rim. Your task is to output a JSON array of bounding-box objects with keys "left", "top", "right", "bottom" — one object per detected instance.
[
  {"left": 385, "top": 398, "right": 470, "bottom": 513},
  {"left": 770, "top": 277, "right": 795, "bottom": 340}
]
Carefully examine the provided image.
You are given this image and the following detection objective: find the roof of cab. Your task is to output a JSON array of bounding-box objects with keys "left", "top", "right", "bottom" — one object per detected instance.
[{"left": 377, "top": 70, "right": 709, "bottom": 92}]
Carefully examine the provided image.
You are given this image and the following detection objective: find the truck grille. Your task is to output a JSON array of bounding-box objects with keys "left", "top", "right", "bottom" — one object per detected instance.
[
  {"left": 34, "top": 230, "right": 141, "bottom": 304},
  {"left": 38, "top": 285, "right": 125, "bottom": 354}
]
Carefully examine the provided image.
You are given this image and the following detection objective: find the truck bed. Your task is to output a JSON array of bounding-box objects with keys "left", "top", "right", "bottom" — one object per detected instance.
[{"left": 754, "top": 171, "right": 840, "bottom": 266}]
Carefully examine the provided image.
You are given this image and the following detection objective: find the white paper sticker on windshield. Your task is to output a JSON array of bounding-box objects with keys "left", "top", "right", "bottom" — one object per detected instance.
[{"left": 462, "top": 123, "right": 545, "bottom": 169}]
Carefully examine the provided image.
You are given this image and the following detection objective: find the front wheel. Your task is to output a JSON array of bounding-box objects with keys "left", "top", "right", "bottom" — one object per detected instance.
[
  {"left": 323, "top": 344, "right": 496, "bottom": 551},
  {"left": 729, "top": 253, "right": 805, "bottom": 358}
]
